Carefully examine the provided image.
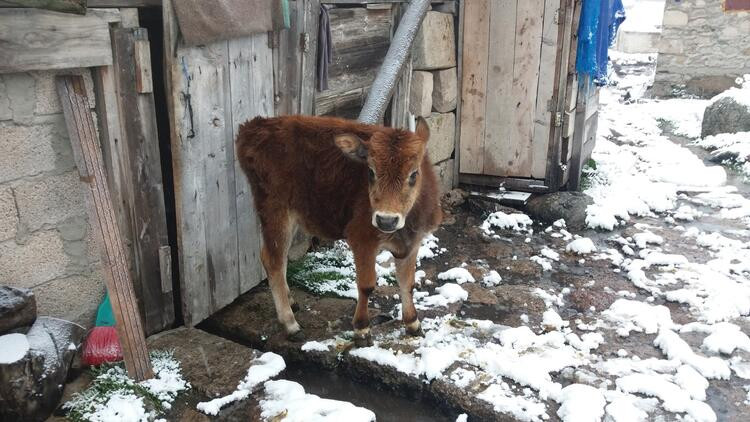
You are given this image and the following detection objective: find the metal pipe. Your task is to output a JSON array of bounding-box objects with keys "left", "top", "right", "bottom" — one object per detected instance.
[{"left": 358, "top": 0, "right": 431, "bottom": 125}]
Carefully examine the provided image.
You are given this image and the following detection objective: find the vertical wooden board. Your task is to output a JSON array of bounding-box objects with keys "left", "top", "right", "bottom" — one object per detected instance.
[
  {"left": 530, "top": 0, "right": 561, "bottom": 179},
  {"left": 507, "top": 0, "right": 545, "bottom": 177},
  {"left": 300, "top": 0, "right": 320, "bottom": 115},
  {"left": 228, "top": 33, "right": 274, "bottom": 293},
  {"left": 390, "top": 3, "right": 412, "bottom": 129},
  {"left": 482, "top": 0, "right": 517, "bottom": 176},
  {"left": 458, "top": 0, "right": 490, "bottom": 174}
]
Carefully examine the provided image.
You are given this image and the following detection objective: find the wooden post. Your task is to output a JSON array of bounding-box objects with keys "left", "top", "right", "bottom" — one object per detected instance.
[{"left": 56, "top": 75, "right": 153, "bottom": 381}]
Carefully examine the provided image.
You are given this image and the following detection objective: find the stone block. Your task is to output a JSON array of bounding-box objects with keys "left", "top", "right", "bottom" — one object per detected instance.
[
  {"left": 412, "top": 12, "right": 456, "bottom": 70},
  {"left": 0, "top": 231, "right": 69, "bottom": 288},
  {"left": 432, "top": 67, "right": 457, "bottom": 112},
  {"left": 14, "top": 171, "right": 87, "bottom": 233},
  {"left": 32, "top": 272, "right": 104, "bottom": 328},
  {"left": 657, "top": 38, "right": 684, "bottom": 55},
  {"left": 0, "top": 76, "right": 12, "bottom": 121},
  {"left": 0, "top": 188, "right": 17, "bottom": 242},
  {"left": 0, "top": 286, "right": 36, "bottom": 334},
  {"left": 0, "top": 73, "right": 35, "bottom": 124},
  {"left": 425, "top": 112, "right": 455, "bottom": 164},
  {"left": 433, "top": 159, "right": 455, "bottom": 193},
  {"left": 663, "top": 10, "right": 688, "bottom": 26},
  {"left": 0, "top": 123, "right": 58, "bottom": 183},
  {"left": 32, "top": 69, "right": 95, "bottom": 116},
  {"left": 409, "top": 71, "right": 433, "bottom": 117}
]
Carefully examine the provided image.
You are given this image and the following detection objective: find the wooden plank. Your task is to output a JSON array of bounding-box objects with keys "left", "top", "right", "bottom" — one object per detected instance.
[
  {"left": 228, "top": 33, "right": 273, "bottom": 293},
  {"left": 56, "top": 75, "right": 153, "bottom": 381},
  {"left": 120, "top": 7, "right": 139, "bottom": 27},
  {"left": 134, "top": 38, "right": 154, "bottom": 93},
  {"left": 300, "top": 0, "right": 320, "bottom": 115},
  {"left": 459, "top": 174, "right": 550, "bottom": 193},
  {"left": 0, "top": 0, "right": 85, "bottom": 14},
  {"left": 111, "top": 27, "right": 174, "bottom": 334},
  {"left": 0, "top": 8, "right": 119, "bottom": 73},
  {"left": 389, "top": 3, "right": 412, "bottom": 129},
  {"left": 88, "top": 0, "right": 161, "bottom": 6},
  {"left": 457, "top": 0, "right": 490, "bottom": 174},
  {"left": 159, "top": 246, "right": 173, "bottom": 295},
  {"left": 507, "top": 0, "right": 544, "bottom": 177},
  {"left": 275, "top": 0, "right": 301, "bottom": 115},
  {"left": 530, "top": 0, "right": 560, "bottom": 179},
  {"left": 482, "top": 0, "right": 517, "bottom": 176},
  {"left": 451, "top": 0, "right": 464, "bottom": 188}
]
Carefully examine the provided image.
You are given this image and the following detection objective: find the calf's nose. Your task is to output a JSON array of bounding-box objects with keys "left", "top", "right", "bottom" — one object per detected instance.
[{"left": 375, "top": 213, "right": 400, "bottom": 232}]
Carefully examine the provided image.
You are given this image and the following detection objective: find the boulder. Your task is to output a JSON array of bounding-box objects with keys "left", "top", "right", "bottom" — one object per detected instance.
[
  {"left": 0, "top": 317, "right": 85, "bottom": 422},
  {"left": 0, "top": 286, "right": 36, "bottom": 334},
  {"left": 525, "top": 191, "right": 593, "bottom": 231},
  {"left": 412, "top": 12, "right": 456, "bottom": 70},
  {"left": 433, "top": 159, "right": 454, "bottom": 193},
  {"left": 409, "top": 71, "right": 433, "bottom": 118},
  {"left": 425, "top": 112, "right": 455, "bottom": 164},
  {"left": 701, "top": 96, "right": 750, "bottom": 138},
  {"left": 432, "top": 67, "right": 457, "bottom": 112}
]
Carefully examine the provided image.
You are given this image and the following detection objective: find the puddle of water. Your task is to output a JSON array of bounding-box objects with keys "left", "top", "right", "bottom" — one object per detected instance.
[{"left": 283, "top": 362, "right": 455, "bottom": 422}]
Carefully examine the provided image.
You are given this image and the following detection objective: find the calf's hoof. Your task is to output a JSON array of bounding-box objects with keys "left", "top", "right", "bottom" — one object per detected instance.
[
  {"left": 353, "top": 329, "right": 373, "bottom": 348},
  {"left": 286, "top": 329, "right": 305, "bottom": 343},
  {"left": 405, "top": 320, "right": 424, "bottom": 337},
  {"left": 290, "top": 301, "right": 301, "bottom": 313}
]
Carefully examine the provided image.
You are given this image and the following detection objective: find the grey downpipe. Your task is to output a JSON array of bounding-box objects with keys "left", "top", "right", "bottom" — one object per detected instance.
[{"left": 358, "top": 0, "right": 431, "bottom": 125}]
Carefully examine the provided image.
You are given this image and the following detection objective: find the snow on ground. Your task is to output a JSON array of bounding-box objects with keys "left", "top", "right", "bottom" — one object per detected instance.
[
  {"left": 481, "top": 211, "right": 533, "bottom": 235},
  {"left": 0, "top": 333, "right": 30, "bottom": 364},
  {"left": 260, "top": 380, "right": 376, "bottom": 421},
  {"left": 64, "top": 351, "right": 189, "bottom": 422}
]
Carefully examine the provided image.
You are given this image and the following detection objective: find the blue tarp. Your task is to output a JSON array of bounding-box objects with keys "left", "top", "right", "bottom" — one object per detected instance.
[{"left": 576, "top": 0, "right": 626, "bottom": 85}]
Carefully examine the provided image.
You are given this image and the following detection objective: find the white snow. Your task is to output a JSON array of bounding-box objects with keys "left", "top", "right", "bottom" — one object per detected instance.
[
  {"left": 557, "top": 384, "right": 606, "bottom": 422},
  {"left": 481, "top": 211, "right": 533, "bottom": 234},
  {"left": 0, "top": 333, "right": 29, "bottom": 364},
  {"left": 260, "top": 379, "right": 376, "bottom": 421},
  {"left": 481, "top": 270, "right": 502, "bottom": 286},
  {"left": 437, "top": 267, "right": 475, "bottom": 284},
  {"left": 542, "top": 309, "right": 569, "bottom": 331},
  {"left": 197, "top": 352, "right": 286, "bottom": 415},
  {"left": 632, "top": 231, "right": 663, "bottom": 248},
  {"left": 88, "top": 393, "right": 150, "bottom": 422},
  {"left": 603, "top": 299, "right": 677, "bottom": 336},
  {"left": 455, "top": 414, "right": 468, "bottom": 422},
  {"left": 416, "top": 283, "right": 468, "bottom": 309},
  {"left": 653, "top": 330, "right": 730, "bottom": 380},
  {"left": 565, "top": 238, "right": 597, "bottom": 255},
  {"left": 301, "top": 340, "right": 333, "bottom": 352},
  {"left": 616, "top": 374, "right": 716, "bottom": 422}
]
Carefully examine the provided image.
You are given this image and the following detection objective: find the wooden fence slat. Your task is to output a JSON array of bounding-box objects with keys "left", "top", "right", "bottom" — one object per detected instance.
[
  {"left": 482, "top": 0, "right": 517, "bottom": 176},
  {"left": 530, "top": 0, "right": 560, "bottom": 179},
  {"left": 229, "top": 33, "right": 273, "bottom": 292},
  {"left": 111, "top": 27, "right": 174, "bottom": 334},
  {"left": 0, "top": 9, "right": 119, "bottom": 73},
  {"left": 390, "top": 3, "right": 412, "bottom": 129},
  {"left": 56, "top": 75, "right": 153, "bottom": 381},
  {"left": 458, "top": 0, "right": 490, "bottom": 174}
]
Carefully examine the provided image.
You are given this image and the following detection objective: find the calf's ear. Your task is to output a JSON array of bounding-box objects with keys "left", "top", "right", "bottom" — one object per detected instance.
[
  {"left": 415, "top": 117, "right": 430, "bottom": 144},
  {"left": 334, "top": 133, "right": 368, "bottom": 161}
]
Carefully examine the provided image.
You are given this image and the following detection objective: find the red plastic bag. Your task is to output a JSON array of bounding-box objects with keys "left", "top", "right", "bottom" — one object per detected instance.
[{"left": 81, "top": 326, "right": 123, "bottom": 366}]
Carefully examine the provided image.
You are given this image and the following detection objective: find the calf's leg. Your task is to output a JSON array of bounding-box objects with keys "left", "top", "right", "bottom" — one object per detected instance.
[
  {"left": 349, "top": 238, "right": 378, "bottom": 347},
  {"left": 396, "top": 247, "right": 422, "bottom": 336},
  {"left": 259, "top": 210, "right": 301, "bottom": 338}
]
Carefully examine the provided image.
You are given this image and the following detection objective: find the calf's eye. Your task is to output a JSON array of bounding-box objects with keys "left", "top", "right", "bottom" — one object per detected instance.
[
  {"left": 408, "top": 171, "right": 418, "bottom": 186},
  {"left": 368, "top": 168, "right": 376, "bottom": 183}
]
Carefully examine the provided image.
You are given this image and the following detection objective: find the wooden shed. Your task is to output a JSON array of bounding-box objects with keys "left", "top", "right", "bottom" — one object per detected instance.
[{"left": 0, "top": 0, "right": 599, "bottom": 335}]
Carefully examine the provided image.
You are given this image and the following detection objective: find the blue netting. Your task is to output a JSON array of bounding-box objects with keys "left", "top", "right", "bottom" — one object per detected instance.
[{"left": 576, "top": 0, "right": 626, "bottom": 85}]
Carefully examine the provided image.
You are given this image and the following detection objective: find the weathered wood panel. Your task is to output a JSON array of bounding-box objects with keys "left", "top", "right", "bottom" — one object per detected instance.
[
  {"left": 111, "top": 27, "right": 174, "bottom": 335},
  {"left": 482, "top": 0, "right": 517, "bottom": 176},
  {"left": 457, "top": 0, "right": 490, "bottom": 174},
  {"left": 530, "top": 0, "right": 560, "bottom": 178},
  {"left": 164, "top": 0, "right": 270, "bottom": 326},
  {"left": 0, "top": 8, "right": 119, "bottom": 73},
  {"left": 314, "top": 6, "right": 392, "bottom": 118},
  {"left": 57, "top": 75, "right": 153, "bottom": 381}
]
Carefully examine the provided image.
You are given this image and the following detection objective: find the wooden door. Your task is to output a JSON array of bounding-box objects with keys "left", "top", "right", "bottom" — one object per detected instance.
[
  {"left": 459, "top": 0, "right": 566, "bottom": 182},
  {"left": 164, "top": 1, "right": 271, "bottom": 326}
]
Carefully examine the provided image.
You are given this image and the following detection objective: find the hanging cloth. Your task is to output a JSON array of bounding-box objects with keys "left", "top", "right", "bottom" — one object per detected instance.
[
  {"left": 317, "top": 5, "right": 333, "bottom": 92},
  {"left": 576, "top": 0, "right": 626, "bottom": 85}
]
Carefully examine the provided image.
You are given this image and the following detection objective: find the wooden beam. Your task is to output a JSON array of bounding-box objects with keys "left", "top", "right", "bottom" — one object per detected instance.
[
  {"left": 134, "top": 37, "right": 153, "bottom": 93},
  {"left": 88, "top": 0, "right": 160, "bottom": 6},
  {"left": 459, "top": 174, "right": 550, "bottom": 193},
  {"left": 56, "top": 75, "right": 153, "bottom": 381},
  {"left": 0, "top": 0, "right": 85, "bottom": 14},
  {"left": 0, "top": 8, "right": 119, "bottom": 73}
]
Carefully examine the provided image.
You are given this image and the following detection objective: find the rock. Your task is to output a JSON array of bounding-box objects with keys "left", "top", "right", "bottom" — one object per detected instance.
[
  {"left": 701, "top": 96, "right": 750, "bottom": 138},
  {"left": 412, "top": 12, "right": 456, "bottom": 70},
  {"left": 0, "top": 317, "right": 84, "bottom": 422},
  {"left": 432, "top": 68, "right": 457, "bottom": 112},
  {"left": 0, "top": 286, "right": 36, "bottom": 334},
  {"left": 525, "top": 191, "right": 593, "bottom": 231},
  {"left": 409, "top": 71, "right": 433, "bottom": 118},
  {"left": 425, "top": 112, "right": 455, "bottom": 164},
  {"left": 461, "top": 284, "right": 498, "bottom": 305},
  {"left": 433, "top": 159, "right": 454, "bottom": 193}
]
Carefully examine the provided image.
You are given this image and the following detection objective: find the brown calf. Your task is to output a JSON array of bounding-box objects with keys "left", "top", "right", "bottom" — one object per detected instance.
[{"left": 236, "top": 115, "right": 442, "bottom": 345}]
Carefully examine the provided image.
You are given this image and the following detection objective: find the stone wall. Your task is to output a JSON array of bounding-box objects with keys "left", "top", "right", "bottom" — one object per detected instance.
[
  {"left": 654, "top": 0, "right": 750, "bottom": 97},
  {"left": 409, "top": 10, "right": 457, "bottom": 193},
  {"left": 0, "top": 70, "right": 104, "bottom": 328}
]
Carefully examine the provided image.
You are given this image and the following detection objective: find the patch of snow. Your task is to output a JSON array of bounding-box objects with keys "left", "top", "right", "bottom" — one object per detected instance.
[
  {"left": 481, "top": 211, "right": 533, "bottom": 234},
  {"left": 88, "top": 393, "right": 149, "bottom": 422},
  {"left": 565, "top": 238, "right": 596, "bottom": 255},
  {"left": 616, "top": 374, "right": 716, "bottom": 422},
  {"left": 530, "top": 256, "right": 553, "bottom": 271},
  {"left": 674, "top": 365, "right": 709, "bottom": 401},
  {"left": 0, "top": 333, "right": 29, "bottom": 364},
  {"left": 481, "top": 270, "right": 502, "bottom": 286},
  {"left": 260, "top": 379, "right": 375, "bottom": 421},
  {"left": 455, "top": 414, "right": 468, "bottom": 422},
  {"left": 632, "top": 231, "right": 663, "bottom": 248},
  {"left": 301, "top": 340, "right": 333, "bottom": 352},
  {"left": 557, "top": 384, "right": 606, "bottom": 422},
  {"left": 542, "top": 309, "right": 569, "bottom": 331},
  {"left": 415, "top": 283, "right": 468, "bottom": 310},
  {"left": 653, "top": 330, "right": 730, "bottom": 380},
  {"left": 197, "top": 352, "right": 286, "bottom": 416},
  {"left": 603, "top": 299, "right": 677, "bottom": 336},
  {"left": 477, "top": 383, "right": 548, "bottom": 422},
  {"left": 437, "top": 267, "right": 475, "bottom": 284}
]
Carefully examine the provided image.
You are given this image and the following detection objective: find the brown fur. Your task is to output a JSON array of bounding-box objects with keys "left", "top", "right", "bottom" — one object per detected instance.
[{"left": 236, "top": 114, "right": 442, "bottom": 342}]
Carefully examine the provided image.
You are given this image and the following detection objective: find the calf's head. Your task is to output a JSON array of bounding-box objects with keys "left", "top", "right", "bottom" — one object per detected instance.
[{"left": 334, "top": 118, "right": 431, "bottom": 233}]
